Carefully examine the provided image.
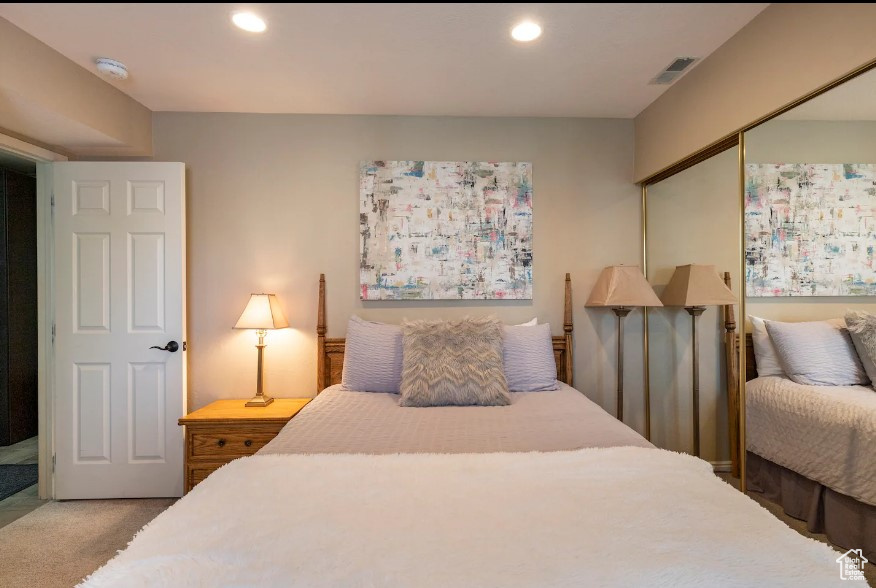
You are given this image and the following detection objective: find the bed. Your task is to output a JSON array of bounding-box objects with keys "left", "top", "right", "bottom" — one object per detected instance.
[
  {"left": 80, "top": 275, "right": 849, "bottom": 587},
  {"left": 739, "top": 335, "right": 876, "bottom": 560}
]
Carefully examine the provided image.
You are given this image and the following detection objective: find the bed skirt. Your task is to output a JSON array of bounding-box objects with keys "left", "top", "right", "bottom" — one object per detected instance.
[{"left": 747, "top": 451, "right": 875, "bottom": 559}]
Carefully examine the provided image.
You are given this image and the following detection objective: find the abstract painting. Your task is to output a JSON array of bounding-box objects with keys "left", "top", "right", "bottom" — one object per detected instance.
[
  {"left": 745, "top": 163, "right": 876, "bottom": 296},
  {"left": 359, "top": 161, "right": 533, "bottom": 300}
]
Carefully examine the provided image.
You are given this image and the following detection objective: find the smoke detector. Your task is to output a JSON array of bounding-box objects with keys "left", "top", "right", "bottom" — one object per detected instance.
[
  {"left": 649, "top": 57, "right": 699, "bottom": 85},
  {"left": 95, "top": 58, "right": 129, "bottom": 80}
]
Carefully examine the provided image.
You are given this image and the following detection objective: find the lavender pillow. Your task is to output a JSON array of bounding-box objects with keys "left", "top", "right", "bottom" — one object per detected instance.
[
  {"left": 503, "top": 323, "right": 559, "bottom": 391},
  {"left": 765, "top": 319, "right": 868, "bottom": 386},
  {"left": 341, "top": 316, "right": 403, "bottom": 393}
]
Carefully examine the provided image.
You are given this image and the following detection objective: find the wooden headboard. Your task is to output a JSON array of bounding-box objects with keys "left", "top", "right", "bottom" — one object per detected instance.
[
  {"left": 720, "top": 272, "right": 761, "bottom": 478},
  {"left": 316, "top": 273, "right": 575, "bottom": 392},
  {"left": 744, "top": 334, "right": 757, "bottom": 381}
]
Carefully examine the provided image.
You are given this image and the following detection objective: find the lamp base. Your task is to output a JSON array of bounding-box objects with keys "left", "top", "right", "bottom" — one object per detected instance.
[{"left": 245, "top": 395, "right": 274, "bottom": 407}]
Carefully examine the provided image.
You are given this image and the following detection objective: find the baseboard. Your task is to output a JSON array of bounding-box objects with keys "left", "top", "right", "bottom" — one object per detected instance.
[{"left": 711, "top": 460, "right": 732, "bottom": 473}]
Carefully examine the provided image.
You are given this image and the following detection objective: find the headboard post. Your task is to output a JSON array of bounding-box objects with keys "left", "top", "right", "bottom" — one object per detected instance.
[
  {"left": 317, "top": 273, "right": 327, "bottom": 393},
  {"left": 563, "top": 272, "right": 574, "bottom": 387},
  {"left": 723, "top": 272, "right": 740, "bottom": 478}
]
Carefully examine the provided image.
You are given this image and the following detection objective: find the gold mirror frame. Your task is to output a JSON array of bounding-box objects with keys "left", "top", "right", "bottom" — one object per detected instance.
[{"left": 640, "top": 56, "right": 876, "bottom": 493}]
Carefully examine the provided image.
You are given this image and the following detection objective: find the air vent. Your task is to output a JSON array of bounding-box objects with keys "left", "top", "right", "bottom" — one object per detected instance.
[{"left": 649, "top": 56, "right": 700, "bottom": 85}]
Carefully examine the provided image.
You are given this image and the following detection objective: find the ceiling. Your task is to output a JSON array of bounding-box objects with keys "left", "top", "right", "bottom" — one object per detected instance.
[
  {"left": 778, "top": 67, "right": 876, "bottom": 120},
  {"left": 0, "top": 3, "right": 768, "bottom": 118}
]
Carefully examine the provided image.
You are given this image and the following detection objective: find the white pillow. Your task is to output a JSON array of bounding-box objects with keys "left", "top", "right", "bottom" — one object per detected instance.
[
  {"left": 749, "top": 316, "right": 785, "bottom": 377},
  {"left": 517, "top": 318, "right": 538, "bottom": 327}
]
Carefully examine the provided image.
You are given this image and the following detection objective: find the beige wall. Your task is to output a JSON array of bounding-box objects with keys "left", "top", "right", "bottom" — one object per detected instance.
[
  {"left": 635, "top": 4, "right": 876, "bottom": 182},
  {"left": 0, "top": 17, "right": 152, "bottom": 156},
  {"left": 746, "top": 120, "right": 876, "bottom": 322},
  {"left": 152, "top": 113, "right": 648, "bottom": 431},
  {"left": 646, "top": 149, "right": 740, "bottom": 462}
]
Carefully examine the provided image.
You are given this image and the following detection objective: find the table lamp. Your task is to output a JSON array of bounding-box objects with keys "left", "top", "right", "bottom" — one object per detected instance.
[
  {"left": 586, "top": 265, "right": 662, "bottom": 422},
  {"left": 660, "top": 265, "right": 737, "bottom": 456},
  {"left": 234, "top": 293, "right": 289, "bottom": 407}
]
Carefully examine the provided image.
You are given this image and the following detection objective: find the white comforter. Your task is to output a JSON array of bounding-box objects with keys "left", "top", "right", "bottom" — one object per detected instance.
[
  {"left": 747, "top": 376, "right": 876, "bottom": 506},
  {"left": 81, "top": 447, "right": 844, "bottom": 587}
]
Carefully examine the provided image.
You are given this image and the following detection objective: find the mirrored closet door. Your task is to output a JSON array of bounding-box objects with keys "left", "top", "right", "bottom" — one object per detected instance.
[
  {"left": 644, "top": 151, "right": 742, "bottom": 475},
  {"left": 742, "top": 66, "right": 876, "bottom": 556}
]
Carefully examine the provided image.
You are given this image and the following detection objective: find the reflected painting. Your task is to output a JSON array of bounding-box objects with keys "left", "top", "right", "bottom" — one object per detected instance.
[
  {"left": 746, "top": 163, "right": 876, "bottom": 296},
  {"left": 360, "top": 161, "right": 533, "bottom": 300}
]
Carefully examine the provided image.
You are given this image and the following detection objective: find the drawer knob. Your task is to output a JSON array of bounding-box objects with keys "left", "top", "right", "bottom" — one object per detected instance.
[
  {"left": 244, "top": 439, "right": 253, "bottom": 447},
  {"left": 217, "top": 439, "right": 226, "bottom": 447}
]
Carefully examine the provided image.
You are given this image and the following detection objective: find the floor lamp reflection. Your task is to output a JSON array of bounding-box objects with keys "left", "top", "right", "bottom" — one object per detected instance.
[{"left": 660, "top": 265, "right": 737, "bottom": 457}]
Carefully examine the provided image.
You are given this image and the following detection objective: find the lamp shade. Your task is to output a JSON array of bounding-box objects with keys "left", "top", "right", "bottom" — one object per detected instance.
[
  {"left": 660, "top": 264, "right": 738, "bottom": 307},
  {"left": 233, "top": 294, "right": 289, "bottom": 329},
  {"left": 585, "top": 265, "right": 663, "bottom": 307}
]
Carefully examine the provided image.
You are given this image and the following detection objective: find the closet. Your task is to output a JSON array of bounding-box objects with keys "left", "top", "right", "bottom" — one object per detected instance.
[{"left": 0, "top": 169, "right": 37, "bottom": 446}]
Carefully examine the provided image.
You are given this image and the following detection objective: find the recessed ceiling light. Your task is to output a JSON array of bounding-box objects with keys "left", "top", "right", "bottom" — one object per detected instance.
[
  {"left": 232, "top": 12, "right": 267, "bottom": 33},
  {"left": 511, "top": 21, "right": 542, "bottom": 42}
]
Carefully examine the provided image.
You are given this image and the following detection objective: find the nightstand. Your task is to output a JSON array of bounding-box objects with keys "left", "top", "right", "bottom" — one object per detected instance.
[{"left": 178, "top": 398, "right": 311, "bottom": 493}]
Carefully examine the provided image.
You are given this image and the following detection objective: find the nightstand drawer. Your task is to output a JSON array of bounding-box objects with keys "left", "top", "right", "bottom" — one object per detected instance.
[
  {"left": 190, "top": 430, "right": 278, "bottom": 458},
  {"left": 189, "top": 463, "right": 223, "bottom": 488}
]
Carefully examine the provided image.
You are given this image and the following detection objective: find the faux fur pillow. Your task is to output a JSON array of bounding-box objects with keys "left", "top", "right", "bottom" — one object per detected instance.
[
  {"left": 844, "top": 310, "right": 876, "bottom": 386},
  {"left": 399, "top": 317, "right": 511, "bottom": 407}
]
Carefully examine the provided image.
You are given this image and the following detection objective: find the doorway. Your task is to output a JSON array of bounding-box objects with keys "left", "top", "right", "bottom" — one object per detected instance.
[
  {"left": 0, "top": 135, "right": 67, "bottom": 519},
  {"left": 0, "top": 150, "right": 42, "bottom": 525}
]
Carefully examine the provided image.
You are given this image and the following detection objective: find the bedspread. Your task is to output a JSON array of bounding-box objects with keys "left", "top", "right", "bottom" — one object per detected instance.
[
  {"left": 747, "top": 376, "right": 876, "bottom": 505},
  {"left": 81, "top": 447, "right": 845, "bottom": 587},
  {"left": 260, "top": 383, "right": 652, "bottom": 455}
]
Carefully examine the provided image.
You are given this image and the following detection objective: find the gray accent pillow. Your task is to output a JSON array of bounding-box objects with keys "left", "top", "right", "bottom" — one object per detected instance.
[
  {"left": 765, "top": 319, "right": 869, "bottom": 386},
  {"left": 503, "top": 323, "right": 558, "bottom": 391},
  {"left": 400, "top": 317, "right": 510, "bottom": 407},
  {"left": 341, "top": 316, "right": 402, "bottom": 393},
  {"left": 844, "top": 310, "right": 876, "bottom": 386}
]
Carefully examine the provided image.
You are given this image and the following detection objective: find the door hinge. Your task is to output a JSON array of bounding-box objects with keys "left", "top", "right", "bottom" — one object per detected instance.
[
  {"left": 51, "top": 323, "right": 56, "bottom": 345},
  {"left": 50, "top": 193, "right": 55, "bottom": 208},
  {"left": 52, "top": 454, "right": 56, "bottom": 473}
]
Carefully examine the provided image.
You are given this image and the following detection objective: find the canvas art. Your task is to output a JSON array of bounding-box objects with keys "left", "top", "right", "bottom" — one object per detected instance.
[
  {"left": 360, "top": 161, "right": 533, "bottom": 300},
  {"left": 745, "top": 163, "right": 876, "bottom": 297}
]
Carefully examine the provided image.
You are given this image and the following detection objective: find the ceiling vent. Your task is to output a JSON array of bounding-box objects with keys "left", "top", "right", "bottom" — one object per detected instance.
[{"left": 649, "top": 57, "right": 699, "bottom": 85}]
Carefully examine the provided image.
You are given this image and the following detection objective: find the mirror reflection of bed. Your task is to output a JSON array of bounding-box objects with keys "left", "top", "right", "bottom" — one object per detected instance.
[{"left": 738, "top": 67, "right": 876, "bottom": 561}]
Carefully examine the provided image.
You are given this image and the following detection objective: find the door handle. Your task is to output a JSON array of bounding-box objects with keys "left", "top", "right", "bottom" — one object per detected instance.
[{"left": 149, "top": 341, "right": 179, "bottom": 353}]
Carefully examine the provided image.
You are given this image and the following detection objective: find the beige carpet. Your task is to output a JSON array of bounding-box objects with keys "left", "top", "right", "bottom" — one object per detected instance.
[
  {"left": 718, "top": 474, "right": 875, "bottom": 586},
  {"left": 0, "top": 498, "right": 174, "bottom": 588}
]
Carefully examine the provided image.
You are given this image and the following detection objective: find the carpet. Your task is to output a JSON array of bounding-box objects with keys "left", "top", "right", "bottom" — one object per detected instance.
[
  {"left": 0, "top": 498, "right": 175, "bottom": 587},
  {"left": 0, "top": 464, "right": 38, "bottom": 500}
]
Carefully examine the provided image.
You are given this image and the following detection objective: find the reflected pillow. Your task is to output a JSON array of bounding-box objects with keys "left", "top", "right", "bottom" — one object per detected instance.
[
  {"left": 748, "top": 316, "right": 785, "bottom": 377},
  {"left": 844, "top": 310, "right": 876, "bottom": 386},
  {"left": 765, "top": 319, "right": 868, "bottom": 386}
]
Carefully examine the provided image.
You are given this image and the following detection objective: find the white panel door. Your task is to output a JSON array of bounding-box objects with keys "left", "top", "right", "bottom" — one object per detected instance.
[{"left": 54, "top": 162, "right": 186, "bottom": 498}]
